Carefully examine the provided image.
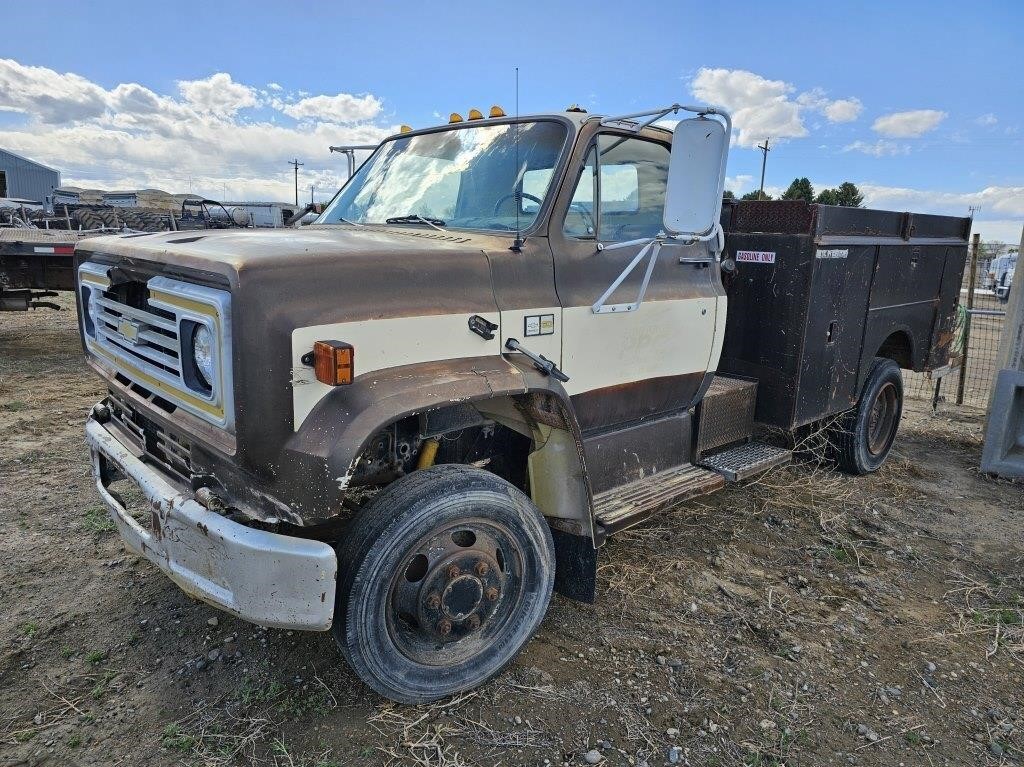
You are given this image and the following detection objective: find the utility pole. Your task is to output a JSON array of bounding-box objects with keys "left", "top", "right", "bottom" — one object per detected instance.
[
  {"left": 310, "top": 184, "right": 315, "bottom": 205},
  {"left": 288, "top": 159, "right": 303, "bottom": 206},
  {"left": 757, "top": 139, "right": 771, "bottom": 200}
]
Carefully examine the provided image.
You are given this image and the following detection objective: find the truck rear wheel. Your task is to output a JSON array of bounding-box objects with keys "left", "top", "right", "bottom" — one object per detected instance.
[
  {"left": 831, "top": 357, "right": 903, "bottom": 475},
  {"left": 332, "top": 465, "right": 555, "bottom": 703}
]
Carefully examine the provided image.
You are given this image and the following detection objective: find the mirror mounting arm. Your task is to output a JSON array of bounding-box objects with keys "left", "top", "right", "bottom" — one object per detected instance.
[{"left": 591, "top": 234, "right": 666, "bottom": 315}]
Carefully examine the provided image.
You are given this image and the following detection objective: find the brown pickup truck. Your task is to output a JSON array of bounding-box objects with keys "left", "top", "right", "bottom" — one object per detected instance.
[{"left": 76, "top": 103, "right": 968, "bottom": 702}]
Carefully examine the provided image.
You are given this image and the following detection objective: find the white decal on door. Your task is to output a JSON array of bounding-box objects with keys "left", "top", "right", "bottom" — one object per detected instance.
[{"left": 736, "top": 250, "right": 776, "bottom": 264}]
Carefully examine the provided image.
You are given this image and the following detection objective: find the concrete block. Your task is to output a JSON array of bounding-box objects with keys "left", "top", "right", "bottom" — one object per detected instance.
[{"left": 981, "top": 369, "right": 1024, "bottom": 479}]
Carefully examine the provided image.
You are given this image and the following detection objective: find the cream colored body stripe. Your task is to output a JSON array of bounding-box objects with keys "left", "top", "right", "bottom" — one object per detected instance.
[
  {"left": 291, "top": 297, "right": 724, "bottom": 429},
  {"left": 560, "top": 297, "right": 720, "bottom": 396}
]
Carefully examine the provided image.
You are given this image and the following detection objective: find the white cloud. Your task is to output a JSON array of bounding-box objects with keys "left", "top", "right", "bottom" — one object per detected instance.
[
  {"left": 857, "top": 183, "right": 1024, "bottom": 243},
  {"left": 823, "top": 98, "right": 863, "bottom": 123},
  {"left": 177, "top": 73, "right": 259, "bottom": 116},
  {"left": 975, "top": 113, "right": 998, "bottom": 126},
  {"left": 725, "top": 174, "right": 753, "bottom": 195},
  {"left": 797, "top": 88, "right": 863, "bottom": 124},
  {"left": 691, "top": 68, "right": 806, "bottom": 147},
  {"left": 0, "top": 59, "right": 392, "bottom": 203},
  {"left": 690, "top": 70, "right": 865, "bottom": 147},
  {"left": 858, "top": 183, "right": 1024, "bottom": 218},
  {"left": 0, "top": 58, "right": 108, "bottom": 123},
  {"left": 266, "top": 82, "right": 283, "bottom": 92},
  {"left": 843, "top": 139, "right": 910, "bottom": 157},
  {"left": 872, "top": 109, "right": 946, "bottom": 138},
  {"left": 281, "top": 92, "right": 382, "bottom": 124}
]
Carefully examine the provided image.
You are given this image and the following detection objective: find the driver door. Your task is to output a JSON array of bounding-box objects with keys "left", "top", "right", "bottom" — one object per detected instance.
[{"left": 550, "top": 130, "right": 724, "bottom": 431}]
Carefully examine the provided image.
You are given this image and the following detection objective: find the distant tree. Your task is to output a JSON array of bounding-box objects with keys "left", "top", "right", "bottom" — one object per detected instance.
[
  {"left": 722, "top": 190, "right": 736, "bottom": 200},
  {"left": 782, "top": 177, "right": 815, "bottom": 202},
  {"left": 816, "top": 181, "right": 864, "bottom": 207},
  {"left": 815, "top": 188, "right": 839, "bottom": 205},
  {"left": 741, "top": 190, "right": 773, "bottom": 201},
  {"left": 835, "top": 182, "right": 864, "bottom": 207}
]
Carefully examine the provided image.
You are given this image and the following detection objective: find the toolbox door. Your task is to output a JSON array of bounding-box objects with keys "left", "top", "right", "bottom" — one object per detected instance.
[{"left": 796, "top": 244, "right": 876, "bottom": 423}]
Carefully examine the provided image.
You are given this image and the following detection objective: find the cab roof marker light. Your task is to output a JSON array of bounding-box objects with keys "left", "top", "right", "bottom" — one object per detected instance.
[
  {"left": 467, "top": 108, "right": 484, "bottom": 120},
  {"left": 449, "top": 112, "right": 463, "bottom": 123},
  {"left": 399, "top": 124, "right": 413, "bottom": 133},
  {"left": 488, "top": 105, "right": 505, "bottom": 118}
]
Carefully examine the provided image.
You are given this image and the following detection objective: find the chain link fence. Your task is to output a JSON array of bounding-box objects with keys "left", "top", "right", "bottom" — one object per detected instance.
[{"left": 905, "top": 239, "right": 1011, "bottom": 409}]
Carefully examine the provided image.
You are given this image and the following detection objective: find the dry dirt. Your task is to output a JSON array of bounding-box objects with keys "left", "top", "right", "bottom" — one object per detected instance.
[{"left": 2, "top": 295, "right": 1023, "bottom": 767}]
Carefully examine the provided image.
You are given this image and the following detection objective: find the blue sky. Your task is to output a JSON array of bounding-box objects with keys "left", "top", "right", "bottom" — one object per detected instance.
[{"left": 2, "top": 0, "right": 1021, "bottom": 242}]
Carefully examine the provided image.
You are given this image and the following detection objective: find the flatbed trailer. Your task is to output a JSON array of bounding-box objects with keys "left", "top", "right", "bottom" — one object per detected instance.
[{"left": 0, "top": 228, "right": 87, "bottom": 311}]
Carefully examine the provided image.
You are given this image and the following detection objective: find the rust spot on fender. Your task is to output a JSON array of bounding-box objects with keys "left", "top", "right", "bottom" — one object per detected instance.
[
  {"left": 321, "top": 592, "right": 326, "bottom": 602},
  {"left": 197, "top": 521, "right": 209, "bottom": 536}
]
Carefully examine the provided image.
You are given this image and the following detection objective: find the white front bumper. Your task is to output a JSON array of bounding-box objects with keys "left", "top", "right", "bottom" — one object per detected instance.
[{"left": 85, "top": 416, "right": 337, "bottom": 630}]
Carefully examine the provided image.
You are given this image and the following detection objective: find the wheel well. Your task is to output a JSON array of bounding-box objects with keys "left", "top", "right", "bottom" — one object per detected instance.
[
  {"left": 349, "top": 400, "right": 534, "bottom": 492},
  {"left": 876, "top": 331, "right": 913, "bottom": 369}
]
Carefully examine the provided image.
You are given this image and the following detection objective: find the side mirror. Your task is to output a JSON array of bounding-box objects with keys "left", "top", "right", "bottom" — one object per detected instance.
[{"left": 663, "top": 116, "right": 729, "bottom": 239}]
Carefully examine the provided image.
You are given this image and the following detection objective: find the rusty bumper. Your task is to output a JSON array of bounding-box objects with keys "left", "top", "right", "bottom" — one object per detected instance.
[{"left": 85, "top": 416, "right": 337, "bottom": 630}]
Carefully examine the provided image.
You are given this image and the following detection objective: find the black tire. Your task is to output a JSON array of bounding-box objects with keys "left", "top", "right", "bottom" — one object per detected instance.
[
  {"left": 831, "top": 357, "right": 903, "bottom": 475},
  {"left": 333, "top": 464, "right": 555, "bottom": 703}
]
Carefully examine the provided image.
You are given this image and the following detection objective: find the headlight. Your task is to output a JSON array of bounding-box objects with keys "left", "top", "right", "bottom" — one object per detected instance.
[{"left": 192, "top": 324, "right": 215, "bottom": 387}]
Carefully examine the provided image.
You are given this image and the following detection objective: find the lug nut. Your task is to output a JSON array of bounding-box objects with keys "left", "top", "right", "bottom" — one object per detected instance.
[
  {"left": 475, "top": 561, "right": 489, "bottom": 576},
  {"left": 466, "top": 615, "right": 481, "bottom": 630},
  {"left": 426, "top": 593, "right": 441, "bottom": 610},
  {"left": 485, "top": 586, "right": 500, "bottom": 602},
  {"left": 437, "top": 619, "right": 452, "bottom": 636},
  {"left": 446, "top": 565, "right": 461, "bottom": 579}
]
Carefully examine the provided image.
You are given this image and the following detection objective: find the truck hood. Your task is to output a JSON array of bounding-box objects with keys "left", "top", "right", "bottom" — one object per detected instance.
[{"left": 75, "top": 225, "right": 491, "bottom": 282}]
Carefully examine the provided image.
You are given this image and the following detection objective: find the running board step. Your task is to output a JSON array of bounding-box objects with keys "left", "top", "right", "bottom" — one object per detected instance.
[
  {"left": 699, "top": 441, "right": 792, "bottom": 482},
  {"left": 594, "top": 464, "right": 725, "bottom": 536}
]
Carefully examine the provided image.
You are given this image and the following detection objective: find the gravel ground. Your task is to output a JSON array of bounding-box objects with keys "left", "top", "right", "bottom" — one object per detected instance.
[{"left": 2, "top": 296, "right": 1023, "bottom": 767}]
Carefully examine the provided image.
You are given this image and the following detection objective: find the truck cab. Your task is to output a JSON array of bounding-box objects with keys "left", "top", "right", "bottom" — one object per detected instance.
[{"left": 76, "top": 104, "right": 966, "bottom": 703}]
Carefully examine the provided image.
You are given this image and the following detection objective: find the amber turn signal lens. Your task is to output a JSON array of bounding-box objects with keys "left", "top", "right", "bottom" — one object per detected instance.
[{"left": 313, "top": 340, "right": 354, "bottom": 386}]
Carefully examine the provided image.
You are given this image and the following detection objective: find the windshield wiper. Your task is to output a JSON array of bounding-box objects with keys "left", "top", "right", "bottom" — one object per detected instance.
[{"left": 384, "top": 214, "right": 446, "bottom": 231}]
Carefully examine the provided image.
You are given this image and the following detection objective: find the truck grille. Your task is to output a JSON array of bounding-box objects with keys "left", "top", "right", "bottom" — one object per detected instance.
[
  {"left": 78, "top": 261, "right": 233, "bottom": 430},
  {"left": 93, "top": 294, "right": 183, "bottom": 379}
]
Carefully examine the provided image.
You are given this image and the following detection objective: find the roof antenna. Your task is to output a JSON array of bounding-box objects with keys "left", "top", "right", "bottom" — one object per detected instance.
[{"left": 511, "top": 66, "right": 524, "bottom": 252}]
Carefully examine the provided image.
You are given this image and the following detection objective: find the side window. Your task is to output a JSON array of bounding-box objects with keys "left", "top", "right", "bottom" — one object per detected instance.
[
  {"left": 562, "top": 148, "right": 597, "bottom": 238},
  {"left": 562, "top": 134, "right": 670, "bottom": 242}
]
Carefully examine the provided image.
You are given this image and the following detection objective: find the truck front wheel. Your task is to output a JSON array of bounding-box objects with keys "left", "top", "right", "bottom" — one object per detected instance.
[
  {"left": 831, "top": 357, "right": 904, "bottom": 475},
  {"left": 332, "top": 465, "right": 555, "bottom": 703}
]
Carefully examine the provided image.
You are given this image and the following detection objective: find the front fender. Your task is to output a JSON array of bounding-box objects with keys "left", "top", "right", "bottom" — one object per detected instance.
[{"left": 279, "top": 356, "right": 593, "bottom": 529}]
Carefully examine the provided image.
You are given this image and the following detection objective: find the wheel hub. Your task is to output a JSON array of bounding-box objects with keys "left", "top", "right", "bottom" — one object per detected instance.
[
  {"left": 395, "top": 546, "right": 505, "bottom": 645},
  {"left": 442, "top": 575, "right": 484, "bottom": 619}
]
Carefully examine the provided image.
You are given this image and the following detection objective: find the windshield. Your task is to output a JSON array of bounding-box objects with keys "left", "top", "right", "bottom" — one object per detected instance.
[{"left": 319, "top": 120, "right": 568, "bottom": 231}]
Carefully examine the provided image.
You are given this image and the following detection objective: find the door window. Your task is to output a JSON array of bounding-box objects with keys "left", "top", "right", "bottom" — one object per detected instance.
[{"left": 562, "top": 135, "right": 670, "bottom": 242}]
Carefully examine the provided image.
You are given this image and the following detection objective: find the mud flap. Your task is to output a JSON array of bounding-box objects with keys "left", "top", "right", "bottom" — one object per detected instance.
[{"left": 550, "top": 528, "right": 597, "bottom": 603}]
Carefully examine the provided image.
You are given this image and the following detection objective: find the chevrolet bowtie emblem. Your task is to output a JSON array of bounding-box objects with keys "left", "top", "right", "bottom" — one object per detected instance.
[{"left": 116, "top": 317, "right": 142, "bottom": 345}]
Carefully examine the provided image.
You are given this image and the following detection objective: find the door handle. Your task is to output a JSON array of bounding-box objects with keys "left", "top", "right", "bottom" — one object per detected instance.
[
  {"left": 504, "top": 338, "right": 570, "bottom": 382},
  {"left": 678, "top": 256, "right": 713, "bottom": 267}
]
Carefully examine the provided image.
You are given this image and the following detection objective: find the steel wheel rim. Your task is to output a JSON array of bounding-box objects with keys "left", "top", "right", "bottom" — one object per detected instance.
[
  {"left": 385, "top": 518, "right": 525, "bottom": 666},
  {"left": 866, "top": 382, "right": 898, "bottom": 456}
]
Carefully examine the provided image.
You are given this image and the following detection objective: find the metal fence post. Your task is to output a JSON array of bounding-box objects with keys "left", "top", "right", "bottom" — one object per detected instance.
[{"left": 956, "top": 232, "right": 981, "bottom": 405}]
